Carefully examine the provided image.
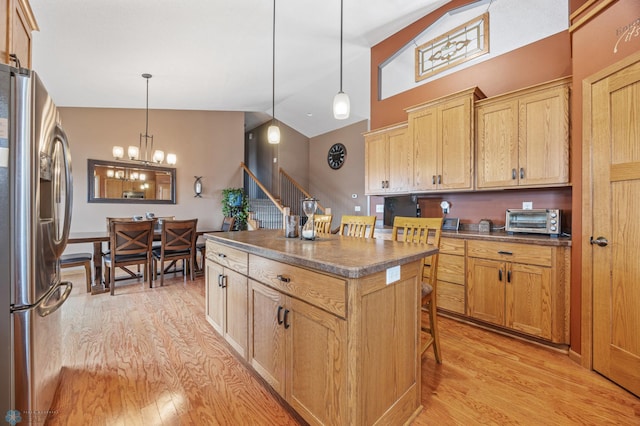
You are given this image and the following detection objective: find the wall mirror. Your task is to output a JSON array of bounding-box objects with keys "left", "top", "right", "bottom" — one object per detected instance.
[{"left": 87, "top": 159, "right": 176, "bottom": 204}]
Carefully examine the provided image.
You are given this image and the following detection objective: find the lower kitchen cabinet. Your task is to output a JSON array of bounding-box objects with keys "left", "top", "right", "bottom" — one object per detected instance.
[
  {"left": 429, "top": 237, "right": 466, "bottom": 314},
  {"left": 205, "top": 241, "right": 249, "bottom": 358},
  {"left": 248, "top": 279, "right": 346, "bottom": 425},
  {"left": 466, "top": 240, "right": 568, "bottom": 344}
]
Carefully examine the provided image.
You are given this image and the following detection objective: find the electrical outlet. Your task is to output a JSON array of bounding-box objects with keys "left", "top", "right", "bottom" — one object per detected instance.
[
  {"left": 523, "top": 201, "right": 533, "bottom": 210},
  {"left": 354, "top": 206, "right": 361, "bottom": 212}
]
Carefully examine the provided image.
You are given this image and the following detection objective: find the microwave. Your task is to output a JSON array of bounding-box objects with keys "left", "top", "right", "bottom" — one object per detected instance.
[{"left": 505, "top": 209, "right": 561, "bottom": 236}]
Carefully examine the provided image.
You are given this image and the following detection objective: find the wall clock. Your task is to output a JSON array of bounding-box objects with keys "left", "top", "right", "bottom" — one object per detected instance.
[{"left": 327, "top": 143, "right": 346, "bottom": 170}]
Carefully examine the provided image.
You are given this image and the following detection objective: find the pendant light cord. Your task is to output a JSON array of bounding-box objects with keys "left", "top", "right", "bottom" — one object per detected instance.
[
  {"left": 272, "top": 0, "right": 276, "bottom": 123},
  {"left": 339, "top": 0, "right": 343, "bottom": 93}
]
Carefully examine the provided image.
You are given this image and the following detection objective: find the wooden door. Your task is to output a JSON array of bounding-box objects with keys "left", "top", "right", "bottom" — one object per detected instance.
[
  {"left": 476, "top": 99, "right": 519, "bottom": 188},
  {"left": 466, "top": 257, "right": 505, "bottom": 325},
  {"left": 285, "top": 297, "right": 346, "bottom": 426},
  {"left": 364, "top": 132, "right": 388, "bottom": 194},
  {"left": 506, "top": 262, "right": 552, "bottom": 339},
  {"left": 387, "top": 126, "right": 412, "bottom": 193},
  {"left": 518, "top": 84, "right": 570, "bottom": 186},
  {"left": 223, "top": 268, "right": 248, "bottom": 359},
  {"left": 591, "top": 58, "right": 640, "bottom": 397},
  {"left": 248, "top": 279, "right": 285, "bottom": 395},
  {"left": 205, "top": 260, "right": 224, "bottom": 335},
  {"left": 410, "top": 106, "right": 438, "bottom": 191},
  {"left": 439, "top": 95, "right": 473, "bottom": 190}
]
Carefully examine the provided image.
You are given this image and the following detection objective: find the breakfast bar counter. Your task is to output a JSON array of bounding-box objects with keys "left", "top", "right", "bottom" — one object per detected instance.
[{"left": 204, "top": 229, "right": 438, "bottom": 425}]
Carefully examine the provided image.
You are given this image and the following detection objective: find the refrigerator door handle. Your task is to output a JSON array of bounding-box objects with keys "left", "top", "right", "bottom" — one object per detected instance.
[
  {"left": 11, "top": 280, "right": 73, "bottom": 316},
  {"left": 36, "top": 280, "right": 72, "bottom": 317},
  {"left": 51, "top": 125, "right": 73, "bottom": 257}
]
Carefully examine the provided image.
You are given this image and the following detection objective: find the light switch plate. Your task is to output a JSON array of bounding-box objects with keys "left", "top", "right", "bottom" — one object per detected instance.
[
  {"left": 376, "top": 204, "right": 384, "bottom": 213},
  {"left": 354, "top": 206, "right": 361, "bottom": 212}
]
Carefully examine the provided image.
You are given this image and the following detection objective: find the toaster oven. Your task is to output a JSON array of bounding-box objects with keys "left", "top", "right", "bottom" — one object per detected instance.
[{"left": 505, "top": 209, "right": 561, "bottom": 236}]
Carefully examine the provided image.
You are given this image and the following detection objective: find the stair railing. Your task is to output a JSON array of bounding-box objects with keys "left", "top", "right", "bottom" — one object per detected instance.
[
  {"left": 279, "top": 167, "right": 326, "bottom": 216},
  {"left": 241, "top": 162, "right": 285, "bottom": 229}
]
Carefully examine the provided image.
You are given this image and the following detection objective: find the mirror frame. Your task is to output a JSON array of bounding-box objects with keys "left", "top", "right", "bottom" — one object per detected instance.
[{"left": 87, "top": 158, "right": 177, "bottom": 204}]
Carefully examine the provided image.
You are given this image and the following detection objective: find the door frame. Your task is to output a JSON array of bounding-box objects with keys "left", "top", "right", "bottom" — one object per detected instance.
[{"left": 581, "top": 50, "right": 640, "bottom": 369}]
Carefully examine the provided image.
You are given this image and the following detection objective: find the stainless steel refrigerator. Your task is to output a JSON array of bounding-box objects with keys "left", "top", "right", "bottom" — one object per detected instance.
[{"left": 0, "top": 63, "right": 73, "bottom": 425}]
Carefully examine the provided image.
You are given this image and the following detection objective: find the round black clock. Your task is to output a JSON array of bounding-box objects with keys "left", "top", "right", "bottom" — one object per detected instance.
[{"left": 327, "top": 143, "right": 346, "bottom": 170}]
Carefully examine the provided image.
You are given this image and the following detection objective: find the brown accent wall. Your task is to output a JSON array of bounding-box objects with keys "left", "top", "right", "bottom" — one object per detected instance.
[
  {"left": 59, "top": 107, "right": 244, "bottom": 252},
  {"left": 569, "top": 0, "right": 640, "bottom": 354}
]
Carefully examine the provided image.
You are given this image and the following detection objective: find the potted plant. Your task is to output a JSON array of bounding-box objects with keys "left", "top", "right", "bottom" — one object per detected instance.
[{"left": 221, "top": 188, "right": 249, "bottom": 230}]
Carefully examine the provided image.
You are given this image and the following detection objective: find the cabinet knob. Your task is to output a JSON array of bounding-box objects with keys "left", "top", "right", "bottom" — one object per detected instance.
[
  {"left": 217, "top": 252, "right": 227, "bottom": 258},
  {"left": 277, "top": 274, "right": 291, "bottom": 283},
  {"left": 590, "top": 236, "right": 609, "bottom": 247}
]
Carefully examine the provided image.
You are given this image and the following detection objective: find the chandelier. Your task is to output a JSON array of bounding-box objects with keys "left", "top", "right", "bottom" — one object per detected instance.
[{"left": 112, "top": 73, "right": 177, "bottom": 165}]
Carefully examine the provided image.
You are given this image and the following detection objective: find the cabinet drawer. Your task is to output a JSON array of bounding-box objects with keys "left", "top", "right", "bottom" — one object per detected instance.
[
  {"left": 206, "top": 240, "right": 248, "bottom": 275},
  {"left": 467, "top": 240, "right": 552, "bottom": 267},
  {"left": 437, "top": 281, "right": 465, "bottom": 314},
  {"left": 437, "top": 253, "right": 465, "bottom": 285},
  {"left": 440, "top": 237, "right": 465, "bottom": 255},
  {"left": 249, "top": 254, "right": 346, "bottom": 318}
]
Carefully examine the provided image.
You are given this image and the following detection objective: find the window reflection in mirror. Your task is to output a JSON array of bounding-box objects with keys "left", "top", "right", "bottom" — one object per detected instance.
[{"left": 87, "top": 159, "right": 176, "bottom": 204}]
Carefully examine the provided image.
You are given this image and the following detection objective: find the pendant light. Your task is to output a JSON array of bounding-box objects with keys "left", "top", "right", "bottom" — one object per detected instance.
[
  {"left": 267, "top": 0, "right": 281, "bottom": 144},
  {"left": 333, "top": 0, "right": 350, "bottom": 120}
]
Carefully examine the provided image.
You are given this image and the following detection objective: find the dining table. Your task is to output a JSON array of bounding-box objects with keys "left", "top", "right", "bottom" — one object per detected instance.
[{"left": 67, "top": 228, "right": 216, "bottom": 294}]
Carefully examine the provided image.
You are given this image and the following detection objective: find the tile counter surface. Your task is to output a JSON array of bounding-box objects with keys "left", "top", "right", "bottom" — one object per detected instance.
[{"left": 204, "top": 229, "right": 437, "bottom": 278}]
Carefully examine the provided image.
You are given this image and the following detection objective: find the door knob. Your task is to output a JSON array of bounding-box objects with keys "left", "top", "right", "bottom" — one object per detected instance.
[{"left": 590, "top": 236, "right": 608, "bottom": 247}]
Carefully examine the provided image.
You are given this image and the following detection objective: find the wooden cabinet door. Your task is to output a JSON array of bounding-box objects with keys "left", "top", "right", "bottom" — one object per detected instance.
[
  {"left": 439, "top": 95, "right": 474, "bottom": 190},
  {"left": 387, "top": 126, "right": 412, "bottom": 193},
  {"left": 410, "top": 106, "right": 438, "bottom": 191},
  {"left": 518, "top": 84, "right": 569, "bottom": 186},
  {"left": 364, "top": 132, "right": 388, "bottom": 194},
  {"left": 248, "top": 279, "right": 286, "bottom": 395},
  {"left": 205, "top": 260, "right": 225, "bottom": 335},
  {"left": 476, "top": 99, "right": 519, "bottom": 188},
  {"left": 104, "top": 179, "right": 123, "bottom": 199},
  {"left": 286, "top": 297, "right": 346, "bottom": 425},
  {"left": 224, "top": 268, "right": 248, "bottom": 358},
  {"left": 506, "top": 262, "right": 552, "bottom": 339},
  {"left": 467, "top": 257, "right": 505, "bottom": 325}
]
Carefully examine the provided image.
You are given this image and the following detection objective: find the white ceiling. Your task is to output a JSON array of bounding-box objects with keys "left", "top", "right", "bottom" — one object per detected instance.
[{"left": 29, "top": 0, "right": 452, "bottom": 138}]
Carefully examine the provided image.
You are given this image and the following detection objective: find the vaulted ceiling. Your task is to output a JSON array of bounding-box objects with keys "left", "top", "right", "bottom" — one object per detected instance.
[{"left": 29, "top": 0, "right": 453, "bottom": 138}]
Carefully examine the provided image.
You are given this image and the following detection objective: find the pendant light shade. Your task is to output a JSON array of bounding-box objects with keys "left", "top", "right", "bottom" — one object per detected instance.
[
  {"left": 333, "top": 92, "right": 350, "bottom": 120},
  {"left": 268, "top": 123, "right": 280, "bottom": 144},
  {"left": 333, "top": 0, "right": 350, "bottom": 120},
  {"left": 269, "top": 0, "right": 280, "bottom": 144}
]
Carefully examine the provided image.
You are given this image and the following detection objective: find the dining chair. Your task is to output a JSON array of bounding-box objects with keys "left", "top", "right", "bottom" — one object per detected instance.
[
  {"left": 391, "top": 216, "right": 443, "bottom": 363},
  {"left": 59, "top": 252, "right": 93, "bottom": 292},
  {"left": 152, "top": 218, "right": 198, "bottom": 286},
  {"left": 338, "top": 215, "right": 376, "bottom": 238},
  {"left": 104, "top": 219, "right": 154, "bottom": 295},
  {"left": 195, "top": 216, "right": 235, "bottom": 274},
  {"left": 313, "top": 214, "right": 333, "bottom": 235}
]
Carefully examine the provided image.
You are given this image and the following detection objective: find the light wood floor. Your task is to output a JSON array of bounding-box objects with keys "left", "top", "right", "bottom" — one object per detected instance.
[{"left": 49, "top": 272, "right": 640, "bottom": 425}]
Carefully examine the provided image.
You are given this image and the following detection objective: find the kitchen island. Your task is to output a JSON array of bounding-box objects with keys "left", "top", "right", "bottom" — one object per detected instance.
[{"left": 203, "top": 229, "right": 438, "bottom": 426}]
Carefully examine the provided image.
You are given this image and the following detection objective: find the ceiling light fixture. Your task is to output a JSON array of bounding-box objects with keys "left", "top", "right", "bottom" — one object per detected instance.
[
  {"left": 333, "top": 0, "right": 350, "bottom": 120},
  {"left": 112, "top": 73, "right": 177, "bottom": 165},
  {"left": 267, "top": 0, "right": 281, "bottom": 144}
]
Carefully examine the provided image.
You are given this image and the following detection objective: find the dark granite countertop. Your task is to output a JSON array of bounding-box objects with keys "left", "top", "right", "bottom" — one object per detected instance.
[{"left": 204, "top": 229, "right": 438, "bottom": 279}]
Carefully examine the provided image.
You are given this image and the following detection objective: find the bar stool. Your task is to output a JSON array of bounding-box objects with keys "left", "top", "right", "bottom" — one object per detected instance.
[{"left": 60, "top": 252, "right": 93, "bottom": 292}]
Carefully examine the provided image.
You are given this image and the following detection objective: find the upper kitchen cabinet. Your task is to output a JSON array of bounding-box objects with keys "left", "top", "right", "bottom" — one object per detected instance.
[
  {"left": 476, "top": 77, "right": 571, "bottom": 189},
  {"left": 407, "top": 87, "right": 485, "bottom": 192},
  {"left": 0, "top": 0, "right": 38, "bottom": 68},
  {"left": 364, "top": 122, "right": 411, "bottom": 195}
]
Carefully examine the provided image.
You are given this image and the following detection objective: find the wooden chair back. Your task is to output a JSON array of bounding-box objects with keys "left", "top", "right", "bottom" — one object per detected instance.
[
  {"left": 221, "top": 216, "right": 235, "bottom": 232},
  {"left": 391, "top": 216, "right": 443, "bottom": 284},
  {"left": 338, "top": 215, "right": 376, "bottom": 238},
  {"left": 314, "top": 214, "right": 333, "bottom": 234},
  {"left": 106, "top": 219, "right": 154, "bottom": 295},
  {"left": 153, "top": 218, "right": 198, "bottom": 285}
]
